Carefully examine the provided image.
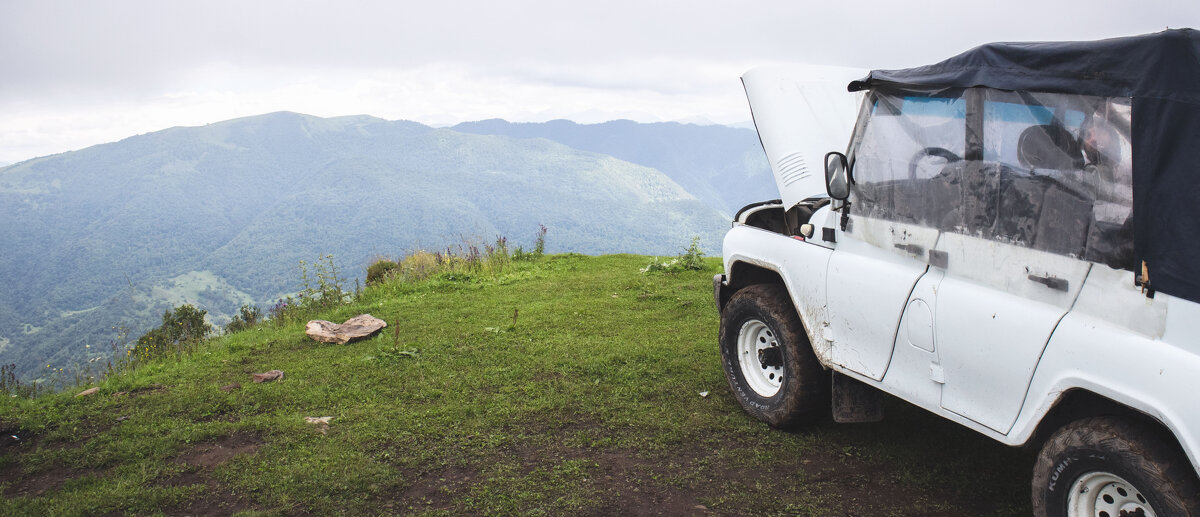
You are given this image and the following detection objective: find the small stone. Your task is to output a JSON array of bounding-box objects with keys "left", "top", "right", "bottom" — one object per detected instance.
[
  {"left": 220, "top": 382, "right": 242, "bottom": 392},
  {"left": 305, "top": 416, "right": 333, "bottom": 434},
  {"left": 251, "top": 370, "right": 284, "bottom": 383},
  {"left": 75, "top": 387, "right": 99, "bottom": 397}
]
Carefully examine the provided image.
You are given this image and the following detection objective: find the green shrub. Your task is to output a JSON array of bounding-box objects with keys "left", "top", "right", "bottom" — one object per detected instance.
[
  {"left": 224, "top": 304, "right": 263, "bottom": 334},
  {"left": 131, "top": 304, "right": 213, "bottom": 363},
  {"left": 366, "top": 258, "right": 398, "bottom": 285}
]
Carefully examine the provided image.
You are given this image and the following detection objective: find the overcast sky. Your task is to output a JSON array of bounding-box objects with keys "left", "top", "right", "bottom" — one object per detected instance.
[{"left": 0, "top": 0, "right": 1194, "bottom": 164}]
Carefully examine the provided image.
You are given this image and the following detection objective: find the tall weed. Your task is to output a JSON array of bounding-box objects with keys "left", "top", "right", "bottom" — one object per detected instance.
[
  {"left": 298, "top": 254, "right": 349, "bottom": 309},
  {"left": 367, "top": 229, "right": 547, "bottom": 290},
  {"left": 513, "top": 225, "right": 549, "bottom": 261}
]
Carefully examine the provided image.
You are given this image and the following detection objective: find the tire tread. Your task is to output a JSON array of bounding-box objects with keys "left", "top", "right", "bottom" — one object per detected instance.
[
  {"left": 1031, "top": 416, "right": 1200, "bottom": 517},
  {"left": 718, "top": 283, "right": 828, "bottom": 429}
]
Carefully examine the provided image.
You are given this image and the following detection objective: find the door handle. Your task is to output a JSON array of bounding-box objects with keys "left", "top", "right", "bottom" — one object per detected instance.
[
  {"left": 894, "top": 243, "right": 924, "bottom": 256},
  {"left": 1027, "top": 274, "right": 1068, "bottom": 292}
]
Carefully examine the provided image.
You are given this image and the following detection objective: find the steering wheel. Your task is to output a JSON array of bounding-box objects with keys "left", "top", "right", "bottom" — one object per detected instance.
[{"left": 908, "top": 147, "right": 962, "bottom": 179}]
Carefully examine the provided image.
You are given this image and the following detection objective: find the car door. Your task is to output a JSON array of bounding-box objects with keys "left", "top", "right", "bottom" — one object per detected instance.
[
  {"left": 929, "top": 233, "right": 1090, "bottom": 433},
  {"left": 824, "top": 93, "right": 964, "bottom": 380}
]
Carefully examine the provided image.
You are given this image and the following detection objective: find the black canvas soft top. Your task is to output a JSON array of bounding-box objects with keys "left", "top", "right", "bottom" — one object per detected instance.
[
  {"left": 848, "top": 29, "right": 1200, "bottom": 102},
  {"left": 848, "top": 29, "right": 1200, "bottom": 305}
]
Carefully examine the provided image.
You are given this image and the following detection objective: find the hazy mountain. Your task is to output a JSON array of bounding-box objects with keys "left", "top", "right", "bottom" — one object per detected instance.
[
  {"left": 451, "top": 119, "right": 776, "bottom": 214},
  {"left": 0, "top": 112, "right": 733, "bottom": 379}
]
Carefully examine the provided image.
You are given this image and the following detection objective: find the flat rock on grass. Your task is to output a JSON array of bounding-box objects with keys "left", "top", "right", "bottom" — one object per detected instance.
[
  {"left": 305, "top": 314, "right": 387, "bottom": 344},
  {"left": 251, "top": 370, "right": 284, "bottom": 383}
]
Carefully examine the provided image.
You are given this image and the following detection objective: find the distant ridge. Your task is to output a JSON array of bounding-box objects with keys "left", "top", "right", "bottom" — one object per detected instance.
[{"left": 452, "top": 119, "right": 775, "bottom": 214}]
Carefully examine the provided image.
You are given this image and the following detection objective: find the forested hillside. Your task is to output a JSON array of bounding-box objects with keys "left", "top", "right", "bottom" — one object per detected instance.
[{"left": 0, "top": 113, "right": 771, "bottom": 380}]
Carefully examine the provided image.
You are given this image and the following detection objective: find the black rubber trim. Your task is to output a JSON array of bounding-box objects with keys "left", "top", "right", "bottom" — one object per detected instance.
[{"left": 733, "top": 199, "right": 783, "bottom": 222}]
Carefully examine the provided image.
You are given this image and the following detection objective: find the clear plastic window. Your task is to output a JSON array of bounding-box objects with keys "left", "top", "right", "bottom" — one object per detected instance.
[{"left": 848, "top": 88, "right": 1134, "bottom": 269}]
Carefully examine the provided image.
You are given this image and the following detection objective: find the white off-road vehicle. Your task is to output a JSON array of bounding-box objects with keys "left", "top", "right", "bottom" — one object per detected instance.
[{"left": 715, "top": 30, "right": 1200, "bottom": 516}]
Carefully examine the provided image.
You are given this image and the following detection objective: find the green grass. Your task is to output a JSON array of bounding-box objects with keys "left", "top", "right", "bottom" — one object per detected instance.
[{"left": 0, "top": 254, "right": 1033, "bottom": 515}]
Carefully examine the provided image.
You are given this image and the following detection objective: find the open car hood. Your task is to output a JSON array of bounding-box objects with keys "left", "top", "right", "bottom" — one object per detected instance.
[{"left": 742, "top": 65, "right": 865, "bottom": 208}]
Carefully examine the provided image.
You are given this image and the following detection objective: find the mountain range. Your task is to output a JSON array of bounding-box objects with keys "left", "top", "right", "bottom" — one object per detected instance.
[
  {"left": 451, "top": 119, "right": 776, "bottom": 214},
  {"left": 0, "top": 112, "right": 774, "bottom": 380}
]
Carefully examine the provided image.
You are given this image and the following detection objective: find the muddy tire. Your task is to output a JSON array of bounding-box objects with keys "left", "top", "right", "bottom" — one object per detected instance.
[
  {"left": 718, "top": 283, "right": 828, "bottom": 429},
  {"left": 1032, "top": 416, "right": 1200, "bottom": 517}
]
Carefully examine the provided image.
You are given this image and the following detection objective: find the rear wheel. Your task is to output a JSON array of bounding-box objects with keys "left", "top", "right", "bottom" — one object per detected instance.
[
  {"left": 1032, "top": 417, "right": 1200, "bottom": 517},
  {"left": 718, "top": 283, "right": 828, "bottom": 428}
]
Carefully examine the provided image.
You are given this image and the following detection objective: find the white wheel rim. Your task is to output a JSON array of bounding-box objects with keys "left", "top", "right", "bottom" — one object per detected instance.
[
  {"left": 736, "top": 319, "right": 783, "bottom": 397},
  {"left": 1066, "top": 471, "right": 1155, "bottom": 517}
]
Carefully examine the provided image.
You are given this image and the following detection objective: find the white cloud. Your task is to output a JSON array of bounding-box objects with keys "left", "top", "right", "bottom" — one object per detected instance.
[
  {"left": 0, "top": 60, "right": 769, "bottom": 163},
  {"left": 0, "top": 0, "right": 1194, "bottom": 163}
]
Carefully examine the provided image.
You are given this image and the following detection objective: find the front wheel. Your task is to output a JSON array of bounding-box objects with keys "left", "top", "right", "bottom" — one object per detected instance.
[
  {"left": 718, "top": 283, "right": 828, "bottom": 429},
  {"left": 1032, "top": 417, "right": 1200, "bottom": 517}
]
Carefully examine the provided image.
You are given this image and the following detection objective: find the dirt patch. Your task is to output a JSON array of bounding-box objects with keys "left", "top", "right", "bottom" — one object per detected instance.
[
  {"left": 511, "top": 411, "right": 606, "bottom": 438},
  {"left": 157, "top": 472, "right": 258, "bottom": 516},
  {"left": 559, "top": 441, "right": 985, "bottom": 516},
  {"left": 0, "top": 419, "right": 114, "bottom": 499},
  {"left": 172, "top": 432, "right": 262, "bottom": 469},
  {"left": 112, "top": 383, "right": 168, "bottom": 398},
  {"left": 0, "top": 420, "right": 33, "bottom": 450},
  {"left": 156, "top": 432, "right": 263, "bottom": 516},
  {"left": 161, "top": 476, "right": 258, "bottom": 516},
  {"left": 568, "top": 448, "right": 710, "bottom": 516},
  {"left": 394, "top": 464, "right": 479, "bottom": 513},
  {"left": 789, "top": 447, "right": 962, "bottom": 515},
  {"left": 386, "top": 410, "right": 1028, "bottom": 516},
  {"left": 1, "top": 464, "right": 103, "bottom": 498},
  {"left": 385, "top": 423, "right": 714, "bottom": 516},
  {"left": 194, "top": 412, "right": 240, "bottom": 424},
  {"left": 1, "top": 422, "right": 99, "bottom": 499}
]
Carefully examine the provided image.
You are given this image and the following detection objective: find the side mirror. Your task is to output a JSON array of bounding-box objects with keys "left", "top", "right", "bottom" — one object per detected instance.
[{"left": 824, "top": 152, "right": 851, "bottom": 200}]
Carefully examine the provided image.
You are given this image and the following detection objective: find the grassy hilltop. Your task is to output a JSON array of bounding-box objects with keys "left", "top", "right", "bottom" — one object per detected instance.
[{"left": 0, "top": 254, "right": 1033, "bottom": 515}]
